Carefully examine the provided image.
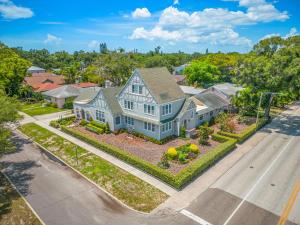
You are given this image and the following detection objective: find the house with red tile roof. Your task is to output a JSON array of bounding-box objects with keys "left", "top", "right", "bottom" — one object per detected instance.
[{"left": 24, "top": 73, "right": 65, "bottom": 91}]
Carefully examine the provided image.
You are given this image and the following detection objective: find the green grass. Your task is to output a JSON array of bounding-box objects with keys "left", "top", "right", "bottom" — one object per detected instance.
[
  {"left": 0, "top": 173, "right": 42, "bottom": 225},
  {"left": 20, "top": 102, "right": 65, "bottom": 116},
  {"left": 18, "top": 123, "right": 168, "bottom": 212}
]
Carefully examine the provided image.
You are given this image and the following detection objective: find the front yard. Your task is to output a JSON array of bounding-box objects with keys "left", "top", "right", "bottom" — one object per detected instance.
[
  {"left": 18, "top": 123, "right": 168, "bottom": 212},
  {"left": 20, "top": 102, "right": 65, "bottom": 116},
  {"left": 0, "top": 172, "right": 42, "bottom": 225}
]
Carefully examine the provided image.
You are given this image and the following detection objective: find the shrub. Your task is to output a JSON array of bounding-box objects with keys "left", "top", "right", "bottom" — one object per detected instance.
[
  {"left": 178, "top": 153, "right": 188, "bottom": 164},
  {"left": 198, "top": 126, "right": 210, "bottom": 145},
  {"left": 80, "top": 119, "right": 88, "bottom": 126},
  {"left": 60, "top": 126, "right": 237, "bottom": 189},
  {"left": 157, "top": 153, "right": 170, "bottom": 169},
  {"left": 180, "top": 126, "right": 186, "bottom": 138},
  {"left": 189, "top": 144, "right": 200, "bottom": 154},
  {"left": 50, "top": 102, "right": 57, "bottom": 108},
  {"left": 90, "top": 120, "right": 109, "bottom": 133},
  {"left": 166, "top": 147, "right": 178, "bottom": 159},
  {"left": 50, "top": 120, "right": 60, "bottom": 128},
  {"left": 86, "top": 124, "right": 104, "bottom": 134}
]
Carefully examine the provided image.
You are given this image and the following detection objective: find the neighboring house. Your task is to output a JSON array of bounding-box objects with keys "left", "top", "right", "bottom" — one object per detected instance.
[
  {"left": 24, "top": 73, "right": 65, "bottom": 91},
  {"left": 74, "top": 67, "right": 231, "bottom": 140},
  {"left": 43, "top": 85, "right": 81, "bottom": 108},
  {"left": 172, "top": 64, "right": 188, "bottom": 75},
  {"left": 27, "top": 66, "right": 46, "bottom": 74},
  {"left": 173, "top": 75, "right": 186, "bottom": 85},
  {"left": 204, "top": 83, "right": 244, "bottom": 103},
  {"left": 180, "top": 85, "right": 205, "bottom": 96},
  {"left": 43, "top": 83, "right": 99, "bottom": 108}
]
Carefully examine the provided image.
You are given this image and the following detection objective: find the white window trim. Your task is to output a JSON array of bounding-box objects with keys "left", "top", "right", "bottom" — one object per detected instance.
[
  {"left": 144, "top": 104, "right": 155, "bottom": 115},
  {"left": 162, "top": 121, "right": 172, "bottom": 133},
  {"left": 162, "top": 104, "right": 172, "bottom": 116}
]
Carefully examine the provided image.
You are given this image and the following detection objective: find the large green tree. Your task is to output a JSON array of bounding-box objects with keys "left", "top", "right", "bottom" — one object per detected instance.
[
  {"left": 0, "top": 43, "right": 31, "bottom": 96},
  {"left": 184, "top": 60, "right": 220, "bottom": 87}
]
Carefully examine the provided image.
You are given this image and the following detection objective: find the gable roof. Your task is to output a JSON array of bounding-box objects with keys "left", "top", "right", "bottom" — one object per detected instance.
[
  {"left": 74, "top": 87, "right": 101, "bottom": 104},
  {"left": 102, "top": 87, "right": 123, "bottom": 115},
  {"left": 179, "top": 85, "right": 205, "bottom": 96},
  {"left": 35, "top": 83, "right": 61, "bottom": 92},
  {"left": 211, "top": 83, "right": 243, "bottom": 97},
  {"left": 24, "top": 73, "right": 65, "bottom": 89},
  {"left": 194, "top": 92, "right": 229, "bottom": 114},
  {"left": 73, "top": 82, "right": 98, "bottom": 88},
  {"left": 42, "top": 85, "right": 80, "bottom": 98},
  {"left": 136, "top": 67, "right": 185, "bottom": 104},
  {"left": 27, "top": 66, "right": 45, "bottom": 72}
]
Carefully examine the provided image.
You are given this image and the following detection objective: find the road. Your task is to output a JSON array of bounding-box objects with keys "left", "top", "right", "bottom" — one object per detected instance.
[
  {"left": 184, "top": 105, "right": 300, "bottom": 225},
  {"left": 1, "top": 104, "right": 299, "bottom": 225}
]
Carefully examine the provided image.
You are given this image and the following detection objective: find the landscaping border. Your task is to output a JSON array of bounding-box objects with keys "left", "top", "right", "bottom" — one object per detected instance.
[
  {"left": 61, "top": 125, "right": 237, "bottom": 189},
  {"left": 217, "top": 119, "right": 269, "bottom": 143}
]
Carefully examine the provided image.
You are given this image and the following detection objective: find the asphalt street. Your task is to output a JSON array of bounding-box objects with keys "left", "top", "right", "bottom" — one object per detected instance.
[{"left": 1, "top": 104, "right": 299, "bottom": 225}]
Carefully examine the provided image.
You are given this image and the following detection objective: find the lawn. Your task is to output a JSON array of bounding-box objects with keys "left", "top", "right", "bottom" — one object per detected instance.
[
  {"left": 20, "top": 102, "right": 65, "bottom": 116},
  {"left": 18, "top": 123, "right": 168, "bottom": 212},
  {"left": 0, "top": 173, "right": 42, "bottom": 225}
]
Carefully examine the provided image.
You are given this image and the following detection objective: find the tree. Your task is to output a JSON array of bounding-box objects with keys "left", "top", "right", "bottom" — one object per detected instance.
[
  {"left": 0, "top": 89, "right": 20, "bottom": 155},
  {"left": 100, "top": 43, "right": 108, "bottom": 54},
  {"left": 80, "top": 65, "right": 104, "bottom": 85},
  {"left": 94, "top": 52, "right": 136, "bottom": 86},
  {"left": 198, "top": 124, "right": 210, "bottom": 145},
  {"left": 61, "top": 63, "right": 81, "bottom": 84},
  {"left": 0, "top": 43, "right": 31, "bottom": 96},
  {"left": 184, "top": 60, "right": 220, "bottom": 87}
]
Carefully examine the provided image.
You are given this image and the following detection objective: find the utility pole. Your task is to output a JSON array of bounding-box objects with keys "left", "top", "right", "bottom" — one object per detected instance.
[{"left": 256, "top": 93, "right": 263, "bottom": 130}]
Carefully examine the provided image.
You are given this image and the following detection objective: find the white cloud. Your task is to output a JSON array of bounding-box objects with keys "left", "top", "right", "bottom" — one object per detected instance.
[
  {"left": 132, "top": 7, "right": 151, "bottom": 19},
  {"left": 130, "top": 0, "right": 288, "bottom": 46},
  {"left": 285, "top": 27, "right": 298, "bottom": 38},
  {"left": 0, "top": 0, "right": 33, "bottom": 19},
  {"left": 39, "top": 21, "right": 66, "bottom": 25},
  {"left": 44, "top": 34, "right": 62, "bottom": 44},
  {"left": 173, "top": 0, "right": 179, "bottom": 5},
  {"left": 88, "top": 40, "right": 100, "bottom": 49},
  {"left": 261, "top": 27, "right": 298, "bottom": 40}
]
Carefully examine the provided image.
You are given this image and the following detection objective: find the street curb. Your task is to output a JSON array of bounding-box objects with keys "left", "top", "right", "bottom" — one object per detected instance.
[
  {"left": 0, "top": 171, "right": 47, "bottom": 225},
  {"left": 15, "top": 129, "right": 151, "bottom": 215}
]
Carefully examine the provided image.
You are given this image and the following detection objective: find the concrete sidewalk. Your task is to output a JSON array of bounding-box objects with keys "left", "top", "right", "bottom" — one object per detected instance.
[{"left": 34, "top": 120, "right": 178, "bottom": 196}]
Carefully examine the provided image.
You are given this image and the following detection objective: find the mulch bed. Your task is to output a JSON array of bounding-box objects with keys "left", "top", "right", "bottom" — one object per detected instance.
[
  {"left": 72, "top": 125, "right": 220, "bottom": 174},
  {"left": 212, "top": 116, "right": 256, "bottom": 134}
]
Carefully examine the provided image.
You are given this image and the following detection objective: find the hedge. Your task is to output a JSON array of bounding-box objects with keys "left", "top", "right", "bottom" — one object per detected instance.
[
  {"left": 86, "top": 124, "right": 104, "bottom": 134},
  {"left": 49, "top": 116, "right": 76, "bottom": 128},
  {"left": 61, "top": 126, "right": 237, "bottom": 189},
  {"left": 217, "top": 119, "right": 269, "bottom": 143}
]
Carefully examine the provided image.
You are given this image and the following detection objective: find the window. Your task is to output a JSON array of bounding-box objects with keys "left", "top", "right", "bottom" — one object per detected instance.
[
  {"left": 210, "top": 111, "right": 213, "bottom": 116},
  {"left": 144, "top": 104, "right": 155, "bottom": 115},
  {"left": 162, "top": 104, "right": 172, "bottom": 116},
  {"left": 125, "top": 116, "right": 134, "bottom": 126},
  {"left": 161, "top": 121, "right": 172, "bottom": 133},
  {"left": 96, "top": 110, "right": 105, "bottom": 122},
  {"left": 131, "top": 84, "right": 143, "bottom": 94},
  {"left": 199, "top": 115, "right": 203, "bottom": 120},
  {"left": 115, "top": 116, "right": 120, "bottom": 125},
  {"left": 144, "top": 122, "right": 155, "bottom": 132},
  {"left": 124, "top": 100, "right": 134, "bottom": 110}
]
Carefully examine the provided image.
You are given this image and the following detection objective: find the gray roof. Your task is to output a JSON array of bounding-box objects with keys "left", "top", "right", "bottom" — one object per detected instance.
[
  {"left": 194, "top": 92, "right": 229, "bottom": 114},
  {"left": 42, "top": 85, "right": 80, "bottom": 98},
  {"left": 212, "top": 83, "right": 243, "bottom": 97},
  {"left": 74, "top": 87, "right": 101, "bottom": 104},
  {"left": 102, "top": 87, "right": 123, "bottom": 115},
  {"left": 180, "top": 85, "right": 205, "bottom": 96},
  {"left": 173, "top": 64, "right": 188, "bottom": 73},
  {"left": 28, "top": 66, "right": 45, "bottom": 71},
  {"left": 136, "top": 67, "right": 185, "bottom": 104}
]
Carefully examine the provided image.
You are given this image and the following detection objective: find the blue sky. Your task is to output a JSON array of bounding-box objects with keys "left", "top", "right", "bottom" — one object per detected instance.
[{"left": 0, "top": 0, "right": 299, "bottom": 53}]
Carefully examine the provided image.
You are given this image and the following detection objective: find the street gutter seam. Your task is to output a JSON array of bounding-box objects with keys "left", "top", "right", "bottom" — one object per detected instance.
[{"left": 15, "top": 129, "right": 151, "bottom": 215}]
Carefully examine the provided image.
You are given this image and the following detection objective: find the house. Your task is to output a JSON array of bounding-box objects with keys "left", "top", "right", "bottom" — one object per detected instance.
[
  {"left": 27, "top": 66, "right": 46, "bottom": 74},
  {"left": 204, "top": 83, "right": 243, "bottom": 103},
  {"left": 24, "top": 73, "right": 65, "bottom": 91},
  {"left": 172, "top": 64, "right": 188, "bottom": 75},
  {"left": 43, "top": 85, "right": 81, "bottom": 108},
  {"left": 179, "top": 85, "right": 205, "bottom": 96},
  {"left": 42, "top": 83, "right": 99, "bottom": 108},
  {"left": 74, "top": 67, "right": 231, "bottom": 140},
  {"left": 173, "top": 75, "right": 186, "bottom": 85}
]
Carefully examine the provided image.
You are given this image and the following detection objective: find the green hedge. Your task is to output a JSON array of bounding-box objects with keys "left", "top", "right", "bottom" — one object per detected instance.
[
  {"left": 217, "top": 119, "right": 269, "bottom": 143},
  {"left": 49, "top": 116, "right": 76, "bottom": 128},
  {"left": 61, "top": 126, "right": 237, "bottom": 189},
  {"left": 86, "top": 124, "right": 104, "bottom": 134}
]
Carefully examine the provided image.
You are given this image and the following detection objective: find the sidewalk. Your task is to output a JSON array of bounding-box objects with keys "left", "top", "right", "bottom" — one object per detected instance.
[{"left": 34, "top": 120, "right": 178, "bottom": 196}]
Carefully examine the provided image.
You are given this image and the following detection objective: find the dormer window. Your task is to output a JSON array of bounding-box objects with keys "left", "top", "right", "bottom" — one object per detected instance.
[{"left": 132, "top": 84, "right": 143, "bottom": 94}]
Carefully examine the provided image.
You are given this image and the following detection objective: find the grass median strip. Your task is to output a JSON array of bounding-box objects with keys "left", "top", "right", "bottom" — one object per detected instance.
[
  {"left": 18, "top": 123, "right": 168, "bottom": 212},
  {"left": 0, "top": 172, "right": 42, "bottom": 225}
]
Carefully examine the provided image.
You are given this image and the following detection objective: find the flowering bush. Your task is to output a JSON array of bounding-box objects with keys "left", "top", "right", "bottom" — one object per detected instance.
[
  {"left": 189, "top": 144, "right": 200, "bottom": 154},
  {"left": 166, "top": 147, "right": 178, "bottom": 159}
]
